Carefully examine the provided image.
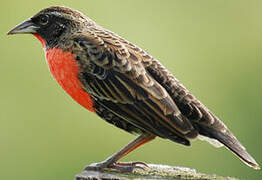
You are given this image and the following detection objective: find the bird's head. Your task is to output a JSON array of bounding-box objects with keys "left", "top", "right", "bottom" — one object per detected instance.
[{"left": 8, "top": 6, "right": 95, "bottom": 48}]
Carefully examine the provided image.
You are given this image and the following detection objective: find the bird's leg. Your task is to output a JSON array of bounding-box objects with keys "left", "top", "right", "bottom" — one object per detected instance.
[{"left": 84, "top": 134, "right": 155, "bottom": 172}]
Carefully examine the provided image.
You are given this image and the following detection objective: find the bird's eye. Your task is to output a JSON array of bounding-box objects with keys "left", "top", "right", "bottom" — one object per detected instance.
[{"left": 39, "top": 15, "right": 49, "bottom": 25}]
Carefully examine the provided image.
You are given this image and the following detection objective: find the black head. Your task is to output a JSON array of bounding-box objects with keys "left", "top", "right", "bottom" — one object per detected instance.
[{"left": 8, "top": 6, "right": 95, "bottom": 48}]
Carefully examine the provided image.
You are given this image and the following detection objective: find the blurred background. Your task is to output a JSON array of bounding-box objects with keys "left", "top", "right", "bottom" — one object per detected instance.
[{"left": 1, "top": 0, "right": 262, "bottom": 179}]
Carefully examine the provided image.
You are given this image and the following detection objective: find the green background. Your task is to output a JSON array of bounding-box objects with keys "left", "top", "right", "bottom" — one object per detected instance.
[{"left": 1, "top": 0, "right": 262, "bottom": 179}]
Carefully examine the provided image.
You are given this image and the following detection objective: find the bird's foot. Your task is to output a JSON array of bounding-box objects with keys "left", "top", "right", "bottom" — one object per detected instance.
[
  {"left": 84, "top": 161, "right": 149, "bottom": 173},
  {"left": 110, "top": 161, "right": 149, "bottom": 172}
]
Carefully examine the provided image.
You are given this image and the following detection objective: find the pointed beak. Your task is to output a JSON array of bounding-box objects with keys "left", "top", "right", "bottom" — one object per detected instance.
[{"left": 7, "top": 19, "right": 38, "bottom": 35}]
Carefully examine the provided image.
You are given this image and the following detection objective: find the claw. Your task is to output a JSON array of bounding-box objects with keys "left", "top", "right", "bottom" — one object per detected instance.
[
  {"left": 83, "top": 161, "right": 149, "bottom": 173},
  {"left": 109, "top": 162, "right": 148, "bottom": 172},
  {"left": 116, "top": 161, "right": 149, "bottom": 168},
  {"left": 83, "top": 162, "right": 107, "bottom": 171}
]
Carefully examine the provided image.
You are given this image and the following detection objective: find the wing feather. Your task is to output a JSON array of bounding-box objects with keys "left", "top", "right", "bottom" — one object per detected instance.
[{"left": 70, "top": 29, "right": 197, "bottom": 141}]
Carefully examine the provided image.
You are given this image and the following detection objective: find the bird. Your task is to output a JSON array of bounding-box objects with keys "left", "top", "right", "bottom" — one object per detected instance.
[{"left": 8, "top": 6, "right": 260, "bottom": 172}]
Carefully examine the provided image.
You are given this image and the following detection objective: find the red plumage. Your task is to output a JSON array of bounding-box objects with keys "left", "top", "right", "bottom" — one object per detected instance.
[
  {"left": 34, "top": 34, "right": 95, "bottom": 112},
  {"left": 46, "top": 47, "right": 95, "bottom": 112}
]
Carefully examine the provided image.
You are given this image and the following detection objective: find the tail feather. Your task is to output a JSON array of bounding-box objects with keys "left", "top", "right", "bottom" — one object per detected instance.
[{"left": 199, "top": 125, "right": 260, "bottom": 170}]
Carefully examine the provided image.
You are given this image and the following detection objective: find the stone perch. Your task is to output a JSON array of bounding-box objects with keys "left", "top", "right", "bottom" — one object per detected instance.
[{"left": 76, "top": 163, "right": 239, "bottom": 180}]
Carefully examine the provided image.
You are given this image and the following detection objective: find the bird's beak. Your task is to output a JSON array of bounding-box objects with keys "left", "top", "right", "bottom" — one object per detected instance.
[{"left": 7, "top": 19, "right": 38, "bottom": 35}]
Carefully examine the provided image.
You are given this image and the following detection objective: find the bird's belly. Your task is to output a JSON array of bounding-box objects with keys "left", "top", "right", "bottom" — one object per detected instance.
[{"left": 45, "top": 48, "right": 95, "bottom": 112}]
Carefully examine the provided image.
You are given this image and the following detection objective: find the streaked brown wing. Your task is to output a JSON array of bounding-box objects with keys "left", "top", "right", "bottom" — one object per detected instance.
[
  {"left": 69, "top": 29, "right": 199, "bottom": 142},
  {"left": 94, "top": 28, "right": 215, "bottom": 124},
  {"left": 79, "top": 69, "right": 191, "bottom": 145},
  {"left": 145, "top": 60, "right": 215, "bottom": 124}
]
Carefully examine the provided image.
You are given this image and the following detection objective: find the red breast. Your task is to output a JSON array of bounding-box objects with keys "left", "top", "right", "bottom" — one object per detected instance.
[{"left": 34, "top": 34, "right": 95, "bottom": 112}]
